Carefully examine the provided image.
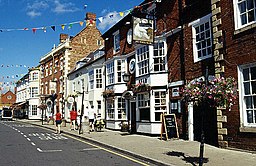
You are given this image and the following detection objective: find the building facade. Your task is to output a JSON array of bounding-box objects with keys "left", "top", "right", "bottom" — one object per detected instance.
[{"left": 39, "top": 12, "right": 103, "bottom": 120}]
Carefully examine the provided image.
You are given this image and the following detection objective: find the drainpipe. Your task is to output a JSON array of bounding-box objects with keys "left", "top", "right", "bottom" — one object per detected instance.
[{"left": 178, "top": 0, "right": 187, "bottom": 139}]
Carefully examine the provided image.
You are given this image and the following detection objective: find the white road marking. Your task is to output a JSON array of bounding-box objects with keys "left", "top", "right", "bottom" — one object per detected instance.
[
  {"left": 37, "top": 148, "right": 42, "bottom": 152},
  {"left": 27, "top": 138, "right": 31, "bottom": 141},
  {"left": 82, "top": 148, "right": 99, "bottom": 151},
  {"left": 24, "top": 135, "right": 27, "bottom": 138},
  {"left": 36, "top": 148, "right": 62, "bottom": 153},
  {"left": 31, "top": 142, "right": 36, "bottom": 146},
  {"left": 18, "top": 130, "right": 20, "bottom": 133}
]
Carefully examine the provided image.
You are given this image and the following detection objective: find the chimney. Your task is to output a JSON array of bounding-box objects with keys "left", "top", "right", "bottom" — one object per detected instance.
[
  {"left": 60, "top": 33, "right": 69, "bottom": 43},
  {"left": 85, "top": 12, "right": 96, "bottom": 26}
]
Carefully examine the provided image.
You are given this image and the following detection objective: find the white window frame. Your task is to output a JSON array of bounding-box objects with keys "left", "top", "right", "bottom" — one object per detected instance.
[
  {"left": 31, "top": 105, "right": 38, "bottom": 115},
  {"left": 117, "top": 97, "right": 126, "bottom": 119},
  {"left": 233, "top": 0, "right": 256, "bottom": 30},
  {"left": 154, "top": 91, "right": 167, "bottom": 121},
  {"left": 153, "top": 41, "right": 166, "bottom": 72},
  {"left": 136, "top": 45, "right": 150, "bottom": 76},
  {"left": 30, "top": 87, "right": 38, "bottom": 98},
  {"left": 238, "top": 63, "right": 256, "bottom": 128},
  {"left": 95, "top": 68, "right": 102, "bottom": 89},
  {"left": 32, "top": 72, "right": 38, "bottom": 81},
  {"left": 106, "top": 98, "right": 115, "bottom": 120},
  {"left": 89, "top": 70, "right": 94, "bottom": 90},
  {"left": 113, "top": 30, "right": 120, "bottom": 54},
  {"left": 191, "top": 14, "right": 212, "bottom": 63},
  {"left": 138, "top": 93, "right": 150, "bottom": 121},
  {"left": 106, "top": 61, "right": 114, "bottom": 85}
]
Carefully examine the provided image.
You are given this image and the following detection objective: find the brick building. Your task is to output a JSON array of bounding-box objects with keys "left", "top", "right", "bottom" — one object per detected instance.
[
  {"left": 0, "top": 90, "right": 16, "bottom": 109},
  {"left": 39, "top": 12, "right": 104, "bottom": 120},
  {"left": 211, "top": 0, "right": 256, "bottom": 151}
]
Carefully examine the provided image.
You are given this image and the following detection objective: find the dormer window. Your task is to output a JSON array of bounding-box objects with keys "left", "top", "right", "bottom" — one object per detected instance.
[{"left": 113, "top": 30, "right": 120, "bottom": 54}]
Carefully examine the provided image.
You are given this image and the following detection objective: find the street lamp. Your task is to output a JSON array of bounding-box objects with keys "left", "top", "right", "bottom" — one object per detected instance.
[
  {"left": 122, "top": 72, "right": 131, "bottom": 133},
  {"left": 199, "top": 66, "right": 208, "bottom": 166},
  {"left": 76, "top": 87, "right": 85, "bottom": 134}
]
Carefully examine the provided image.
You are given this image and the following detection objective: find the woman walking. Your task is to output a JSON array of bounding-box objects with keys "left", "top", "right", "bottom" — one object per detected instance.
[{"left": 55, "top": 110, "right": 62, "bottom": 134}]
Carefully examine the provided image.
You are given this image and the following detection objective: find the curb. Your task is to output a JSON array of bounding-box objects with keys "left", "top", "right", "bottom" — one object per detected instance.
[{"left": 18, "top": 120, "right": 174, "bottom": 166}]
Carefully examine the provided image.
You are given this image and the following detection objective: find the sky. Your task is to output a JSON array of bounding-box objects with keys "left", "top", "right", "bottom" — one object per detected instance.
[{"left": 0, "top": 0, "right": 143, "bottom": 92}]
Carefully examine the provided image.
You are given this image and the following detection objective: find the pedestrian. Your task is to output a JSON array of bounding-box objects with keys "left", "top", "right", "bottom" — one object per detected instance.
[
  {"left": 77, "top": 110, "right": 81, "bottom": 131},
  {"left": 88, "top": 105, "right": 96, "bottom": 132},
  {"left": 55, "top": 110, "right": 62, "bottom": 134},
  {"left": 70, "top": 107, "right": 77, "bottom": 130}
]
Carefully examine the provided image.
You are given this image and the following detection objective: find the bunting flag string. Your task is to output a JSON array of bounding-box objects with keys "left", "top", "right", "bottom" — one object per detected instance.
[
  {"left": 0, "top": 64, "right": 31, "bottom": 68},
  {"left": 0, "top": 1, "right": 155, "bottom": 33},
  {"left": 0, "top": 74, "right": 24, "bottom": 79}
]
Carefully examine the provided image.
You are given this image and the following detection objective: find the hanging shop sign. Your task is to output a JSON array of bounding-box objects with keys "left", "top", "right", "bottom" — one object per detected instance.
[{"left": 132, "top": 17, "right": 154, "bottom": 45}]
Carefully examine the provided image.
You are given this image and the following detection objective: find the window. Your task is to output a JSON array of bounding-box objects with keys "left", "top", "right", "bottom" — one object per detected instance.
[
  {"left": 117, "top": 97, "right": 126, "bottom": 119},
  {"left": 138, "top": 93, "right": 150, "bottom": 121},
  {"left": 31, "top": 105, "right": 37, "bottom": 115},
  {"left": 55, "top": 60, "right": 58, "bottom": 73},
  {"left": 32, "top": 72, "right": 38, "bottom": 80},
  {"left": 239, "top": 63, "right": 256, "bottom": 126},
  {"left": 153, "top": 42, "right": 166, "bottom": 72},
  {"left": 106, "top": 98, "right": 115, "bottom": 119},
  {"left": 137, "top": 45, "right": 149, "bottom": 76},
  {"left": 45, "top": 66, "right": 48, "bottom": 77},
  {"left": 30, "top": 87, "right": 38, "bottom": 98},
  {"left": 191, "top": 14, "right": 212, "bottom": 62},
  {"left": 154, "top": 91, "right": 167, "bottom": 121},
  {"left": 96, "top": 69, "right": 102, "bottom": 88},
  {"left": 89, "top": 70, "right": 94, "bottom": 90},
  {"left": 117, "top": 60, "right": 125, "bottom": 83},
  {"left": 106, "top": 61, "right": 114, "bottom": 85},
  {"left": 49, "top": 64, "right": 52, "bottom": 75},
  {"left": 97, "top": 100, "right": 101, "bottom": 115},
  {"left": 72, "top": 82, "right": 76, "bottom": 92},
  {"left": 97, "top": 39, "right": 101, "bottom": 46},
  {"left": 114, "top": 31, "right": 120, "bottom": 53},
  {"left": 80, "top": 79, "right": 85, "bottom": 91},
  {"left": 234, "top": 0, "right": 256, "bottom": 29}
]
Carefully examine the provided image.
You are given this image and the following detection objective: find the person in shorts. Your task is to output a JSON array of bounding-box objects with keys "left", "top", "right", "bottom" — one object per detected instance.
[{"left": 88, "top": 106, "right": 96, "bottom": 132}]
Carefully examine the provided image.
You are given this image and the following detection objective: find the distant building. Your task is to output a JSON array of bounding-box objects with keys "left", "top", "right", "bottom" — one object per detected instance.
[{"left": 39, "top": 12, "right": 104, "bottom": 120}]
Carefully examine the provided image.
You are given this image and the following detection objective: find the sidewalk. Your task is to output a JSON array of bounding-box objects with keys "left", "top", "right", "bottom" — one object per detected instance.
[{"left": 17, "top": 119, "right": 256, "bottom": 166}]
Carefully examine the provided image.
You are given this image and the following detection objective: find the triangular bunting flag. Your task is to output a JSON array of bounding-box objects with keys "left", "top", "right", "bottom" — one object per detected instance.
[
  {"left": 119, "top": 12, "right": 124, "bottom": 17},
  {"left": 51, "top": 26, "right": 56, "bottom": 31},
  {"left": 79, "top": 21, "right": 84, "bottom": 26},
  {"left": 32, "top": 28, "right": 36, "bottom": 34},
  {"left": 98, "top": 17, "right": 103, "bottom": 23},
  {"left": 61, "top": 24, "right": 65, "bottom": 30},
  {"left": 68, "top": 24, "right": 73, "bottom": 29}
]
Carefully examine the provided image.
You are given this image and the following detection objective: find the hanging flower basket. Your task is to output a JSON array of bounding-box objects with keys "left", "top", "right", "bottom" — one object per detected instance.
[
  {"left": 132, "top": 83, "right": 151, "bottom": 94},
  {"left": 182, "top": 76, "right": 238, "bottom": 109},
  {"left": 102, "top": 89, "right": 115, "bottom": 98},
  {"left": 38, "top": 104, "right": 47, "bottom": 110}
]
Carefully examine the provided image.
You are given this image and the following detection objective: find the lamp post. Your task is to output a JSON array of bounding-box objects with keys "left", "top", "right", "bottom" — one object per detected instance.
[
  {"left": 78, "top": 87, "right": 85, "bottom": 134},
  {"left": 199, "top": 66, "right": 208, "bottom": 166},
  {"left": 123, "top": 72, "right": 131, "bottom": 132}
]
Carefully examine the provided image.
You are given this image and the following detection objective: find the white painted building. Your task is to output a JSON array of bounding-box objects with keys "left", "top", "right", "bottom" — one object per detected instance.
[
  {"left": 67, "top": 47, "right": 105, "bottom": 122},
  {"left": 27, "top": 67, "right": 41, "bottom": 120}
]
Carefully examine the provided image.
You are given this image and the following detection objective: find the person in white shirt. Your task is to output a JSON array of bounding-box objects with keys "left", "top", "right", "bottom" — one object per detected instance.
[{"left": 88, "top": 105, "right": 96, "bottom": 132}]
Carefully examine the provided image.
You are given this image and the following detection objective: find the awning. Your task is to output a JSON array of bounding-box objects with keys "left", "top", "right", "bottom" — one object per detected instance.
[{"left": 12, "top": 101, "right": 28, "bottom": 110}]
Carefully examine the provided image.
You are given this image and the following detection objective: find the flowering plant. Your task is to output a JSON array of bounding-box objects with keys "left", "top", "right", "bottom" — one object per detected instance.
[
  {"left": 182, "top": 76, "right": 238, "bottom": 108},
  {"left": 132, "top": 83, "right": 151, "bottom": 94},
  {"left": 102, "top": 89, "right": 115, "bottom": 98}
]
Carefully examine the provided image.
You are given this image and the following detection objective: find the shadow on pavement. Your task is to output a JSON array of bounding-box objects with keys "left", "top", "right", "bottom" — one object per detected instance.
[{"left": 166, "top": 151, "right": 209, "bottom": 166}]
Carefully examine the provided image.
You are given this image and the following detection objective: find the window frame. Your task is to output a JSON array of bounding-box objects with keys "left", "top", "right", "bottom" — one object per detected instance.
[
  {"left": 113, "top": 30, "right": 120, "bottom": 54},
  {"left": 233, "top": 0, "right": 256, "bottom": 30},
  {"left": 238, "top": 63, "right": 256, "bottom": 128},
  {"left": 136, "top": 45, "right": 150, "bottom": 76},
  {"left": 106, "top": 61, "right": 114, "bottom": 86},
  {"left": 191, "top": 14, "right": 212, "bottom": 63},
  {"left": 153, "top": 41, "right": 166, "bottom": 72}
]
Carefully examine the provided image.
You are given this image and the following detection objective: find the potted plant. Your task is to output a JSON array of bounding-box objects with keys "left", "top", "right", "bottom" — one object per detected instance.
[
  {"left": 132, "top": 83, "right": 151, "bottom": 94},
  {"left": 102, "top": 89, "right": 115, "bottom": 98},
  {"left": 119, "top": 121, "right": 129, "bottom": 132}
]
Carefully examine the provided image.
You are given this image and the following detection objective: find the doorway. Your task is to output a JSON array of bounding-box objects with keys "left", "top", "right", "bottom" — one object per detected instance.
[
  {"left": 193, "top": 103, "right": 218, "bottom": 146},
  {"left": 130, "top": 101, "right": 136, "bottom": 134}
]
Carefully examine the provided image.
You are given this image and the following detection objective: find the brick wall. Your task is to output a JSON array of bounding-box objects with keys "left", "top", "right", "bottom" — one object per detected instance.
[{"left": 218, "top": 0, "right": 256, "bottom": 151}]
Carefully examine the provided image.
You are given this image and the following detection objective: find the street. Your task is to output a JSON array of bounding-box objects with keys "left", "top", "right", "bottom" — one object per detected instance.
[{"left": 0, "top": 121, "right": 152, "bottom": 166}]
